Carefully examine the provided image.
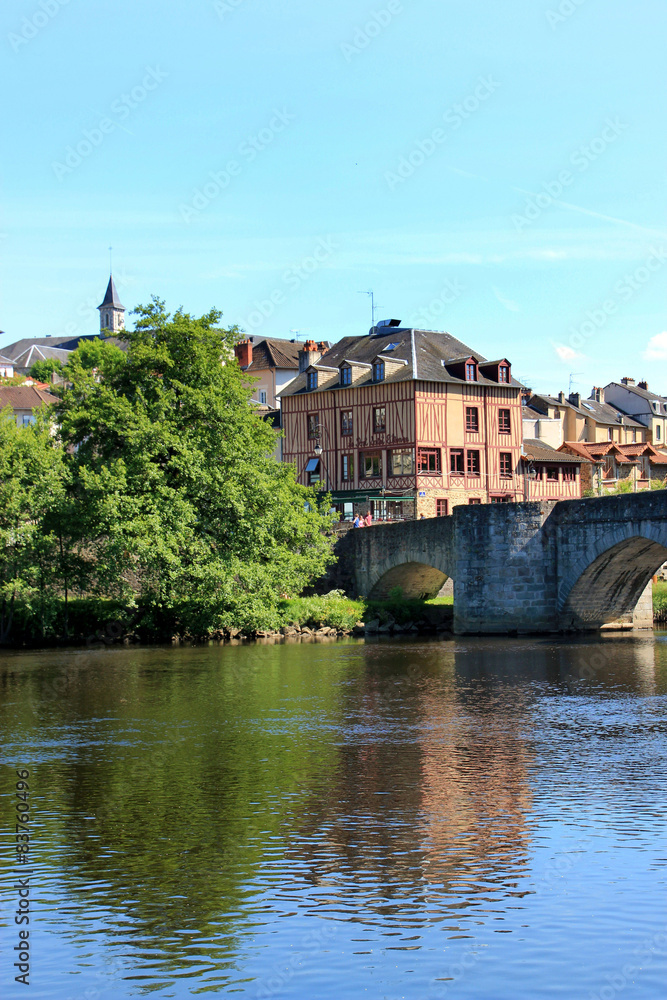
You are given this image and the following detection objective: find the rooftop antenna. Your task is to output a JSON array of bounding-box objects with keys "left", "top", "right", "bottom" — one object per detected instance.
[
  {"left": 290, "top": 329, "right": 302, "bottom": 341},
  {"left": 108, "top": 245, "right": 113, "bottom": 274},
  {"left": 569, "top": 371, "right": 584, "bottom": 393},
  {"left": 358, "top": 289, "right": 381, "bottom": 326}
]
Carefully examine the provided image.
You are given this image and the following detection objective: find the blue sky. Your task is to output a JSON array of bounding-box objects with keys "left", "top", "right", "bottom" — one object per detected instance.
[{"left": 1, "top": 0, "right": 665, "bottom": 394}]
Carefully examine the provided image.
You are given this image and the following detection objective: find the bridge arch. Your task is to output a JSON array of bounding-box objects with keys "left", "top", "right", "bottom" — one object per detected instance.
[
  {"left": 558, "top": 523, "right": 667, "bottom": 629},
  {"left": 368, "top": 561, "right": 451, "bottom": 600}
]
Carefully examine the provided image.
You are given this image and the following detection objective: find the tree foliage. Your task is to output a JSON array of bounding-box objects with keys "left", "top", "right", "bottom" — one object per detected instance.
[
  {"left": 28, "top": 357, "right": 62, "bottom": 382},
  {"left": 53, "top": 299, "right": 335, "bottom": 634}
]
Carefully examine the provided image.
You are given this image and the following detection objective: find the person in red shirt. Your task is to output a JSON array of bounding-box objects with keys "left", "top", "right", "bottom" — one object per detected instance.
[{"left": 364, "top": 511, "right": 373, "bottom": 527}]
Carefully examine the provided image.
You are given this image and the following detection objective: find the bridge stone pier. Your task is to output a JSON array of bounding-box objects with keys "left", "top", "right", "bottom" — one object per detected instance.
[{"left": 333, "top": 492, "right": 667, "bottom": 634}]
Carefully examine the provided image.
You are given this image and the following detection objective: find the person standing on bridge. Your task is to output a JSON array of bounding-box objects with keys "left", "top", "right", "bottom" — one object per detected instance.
[
  {"left": 364, "top": 511, "right": 373, "bottom": 527},
  {"left": 353, "top": 514, "right": 363, "bottom": 528}
]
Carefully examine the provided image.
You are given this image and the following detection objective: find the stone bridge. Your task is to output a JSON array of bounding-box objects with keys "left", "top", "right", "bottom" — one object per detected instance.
[{"left": 333, "top": 492, "right": 667, "bottom": 633}]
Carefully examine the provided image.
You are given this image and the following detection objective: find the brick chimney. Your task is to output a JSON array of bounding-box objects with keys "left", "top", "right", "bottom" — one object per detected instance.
[
  {"left": 568, "top": 392, "right": 581, "bottom": 408},
  {"left": 638, "top": 380, "right": 648, "bottom": 390},
  {"left": 298, "top": 339, "right": 322, "bottom": 373},
  {"left": 234, "top": 339, "right": 253, "bottom": 368},
  {"left": 558, "top": 391, "right": 565, "bottom": 403},
  {"left": 620, "top": 377, "right": 635, "bottom": 386},
  {"left": 593, "top": 387, "right": 604, "bottom": 403}
]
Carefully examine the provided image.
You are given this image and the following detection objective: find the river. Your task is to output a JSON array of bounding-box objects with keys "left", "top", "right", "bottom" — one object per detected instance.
[{"left": 1, "top": 635, "right": 666, "bottom": 998}]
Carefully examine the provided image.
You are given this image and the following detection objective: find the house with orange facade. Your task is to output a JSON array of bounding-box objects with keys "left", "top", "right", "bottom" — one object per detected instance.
[{"left": 278, "top": 322, "right": 577, "bottom": 520}]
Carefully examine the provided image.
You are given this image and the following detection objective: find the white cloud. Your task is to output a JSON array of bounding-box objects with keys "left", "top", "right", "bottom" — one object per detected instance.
[
  {"left": 643, "top": 331, "right": 667, "bottom": 361},
  {"left": 493, "top": 286, "right": 520, "bottom": 312},
  {"left": 552, "top": 342, "right": 584, "bottom": 361}
]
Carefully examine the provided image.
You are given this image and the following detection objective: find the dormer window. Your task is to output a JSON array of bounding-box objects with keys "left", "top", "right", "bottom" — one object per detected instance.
[
  {"left": 465, "top": 361, "right": 477, "bottom": 382},
  {"left": 373, "top": 360, "right": 385, "bottom": 382},
  {"left": 498, "top": 364, "right": 509, "bottom": 383},
  {"left": 307, "top": 371, "right": 318, "bottom": 391},
  {"left": 341, "top": 365, "right": 352, "bottom": 386}
]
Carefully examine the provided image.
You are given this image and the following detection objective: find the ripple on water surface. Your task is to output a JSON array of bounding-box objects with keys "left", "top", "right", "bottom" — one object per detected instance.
[{"left": 0, "top": 636, "right": 666, "bottom": 998}]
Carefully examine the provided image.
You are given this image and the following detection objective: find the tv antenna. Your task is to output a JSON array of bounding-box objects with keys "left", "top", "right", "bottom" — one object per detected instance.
[
  {"left": 290, "top": 329, "right": 302, "bottom": 341},
  {"left": 569, "top": 371, "right": 584, "bottom": 393},
  {"left": 358, "top": 290, "right": 381, "bottom": 326}
]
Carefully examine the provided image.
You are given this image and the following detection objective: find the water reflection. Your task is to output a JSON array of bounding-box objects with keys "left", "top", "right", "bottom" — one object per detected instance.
[{"left": 0, "top": 635, "right": 666, "bottom": 997}]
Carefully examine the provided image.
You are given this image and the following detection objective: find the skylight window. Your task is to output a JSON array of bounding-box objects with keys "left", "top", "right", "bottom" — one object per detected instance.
[
  {"left": 582, "top": 402, "right": 594, "bottom": 410},
  {"left": 384, "top": 342, "right": 399, "bottom": 352}
]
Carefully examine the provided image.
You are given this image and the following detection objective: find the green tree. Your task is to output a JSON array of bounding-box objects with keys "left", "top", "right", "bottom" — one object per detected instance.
[
  {"left": 28, "top": 357, "right": 62, "bottom": 382},
  {"left": 0, "top": 408, "right": 68, "bottom": 641},
  {"left": 57, "top": 299, "right": 335, "bottom": 634}
]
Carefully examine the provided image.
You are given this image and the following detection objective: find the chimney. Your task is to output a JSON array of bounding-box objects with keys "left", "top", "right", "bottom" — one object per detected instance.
[
  {"left": 569, "top": 392, "right": 581, "bottom": 408},
  {"left": 234, "top": 339, "right": 253, "bottom": 368},
  {"left": 520, "top": 387, "right": 532, "bottom": 406},
  {"left": 620, "top": 377, "right": 635, "bottom": 386},
  {"left": 638, "top": 380, "right": 648, "bottom": 390},
  {"left": 298, "top": 339, "right": 322, "bottom": 373},
  {"left": 558, "top": 391, "right": 565, "bottom": 403},
  {"left": 593, "top": 387, "right": 604, "bottom": 403}
]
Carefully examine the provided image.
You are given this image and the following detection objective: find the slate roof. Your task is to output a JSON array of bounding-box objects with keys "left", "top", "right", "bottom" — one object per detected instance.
[
  {"left": 246, "top": 337, "right": 301, "bottom": 372},
  {"left": 605, "top": 381, "right": 667, "bottom": 405},
  {"left": 0, "top": 386, "right": 59, "bottom": 410},
  {"left": 278, "top": 328, "right": 524, "bottom": 397},
  {"left": 529, "top": 393, "right": 644, "bottom": 429},
  {"left": 1, "top": 335, "right": 127, "bottom": 370},
  {"left": 98, "top": 275, "right": 124, "bottom": 310},
  {"left": 522, "top": 440, "right": 587, "bottom": 464}
]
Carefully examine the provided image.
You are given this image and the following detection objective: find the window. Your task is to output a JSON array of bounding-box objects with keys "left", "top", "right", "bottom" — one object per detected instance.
[
  {"left": 341, "top": 410, "right": 353, "bottom": 437},
  {"left": 465, "top": 362, "right": 477, "bottom": 381},
  {"left": 632, "top": 429, "right": 637, "bottom": 443},
  {"left": 307, "top": 371, "right": 318, "bottom": 391},
  {"left": 656, "top": 424, "right": 662, "bottom": 441},
  {"left": 546, "top": 467, "right": 559, "bottom": 481},
  {"left": 498, "top": 365, "right": 510, "bottom": 383},
  {"left": 341, "top": 366, "right": 352, "bottom": 386},
  {"left": 259, "top": 390, "right": 267, "bottom": 405},
  {"left": 360, "top": 452, "right": 382, "bottom": 478},
  {"left": 436, "top": 499, "right": 449, "bottom": 517},
  {"left": 390, "top": 448, "right": 414, "bottom": 476},
  {"left": 466, "top": 450, "right": 481, "bottom": 476},
  {"left": 307, "top": 413, "right": 320, "bottom": 439},
  {"left": 491, "top": 495, "right": 512, "bottom": 503},
  {"left": 21, "top": 415, "right": 36, "bottom": 426},
  {"left": 499, "top": 408, "right": 511, "bottom": 434},
  {"left": 469, "top": 497, "right": 481, "bottom": 505},
  {"left": 373, "top": 360, "right": 385, "bottom": 382},
  {"left": 373, "top": 406, "right": 386, "bottom": 433},
  {"left": 418, "top": 448, "right": 441, "bottom": 473},
  {"left": 563, "top": 466, "right": 575, "bottom": 482},
  {"left": 305, "top": 457, "right": 320, "bottom": 485},
  {"left": 608, "top": 427, "right": 613, "bottom": 441},
  {"left": 499, "top": 452, "right": 512, "bottom": 478},
  {"left": 341, "top": 454, "right": 354, "bottom": 482},
  {"left": 450, "top": 448, "right": 464, "bottom": 473},
  {"left": 465, "top": 407, "right": 479, "bottom": 433}
]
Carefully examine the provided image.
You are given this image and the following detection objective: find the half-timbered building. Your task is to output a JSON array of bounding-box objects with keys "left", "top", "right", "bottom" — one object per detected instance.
[{"left": 278, "top": 322, "right": 528, "bottom": 519}]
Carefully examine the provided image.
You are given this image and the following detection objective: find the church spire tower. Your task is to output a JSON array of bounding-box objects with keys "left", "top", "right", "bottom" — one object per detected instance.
[{"left": 97, "top": 274, "right": 125, "bottom": 334}]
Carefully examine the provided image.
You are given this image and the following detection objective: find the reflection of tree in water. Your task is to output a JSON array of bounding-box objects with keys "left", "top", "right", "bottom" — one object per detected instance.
[
  {"left": 289, "top": 642, "right": 536, "bottom": 924},
  {"left": 0, "top": 645, "right": 347, "bottom": 986}
]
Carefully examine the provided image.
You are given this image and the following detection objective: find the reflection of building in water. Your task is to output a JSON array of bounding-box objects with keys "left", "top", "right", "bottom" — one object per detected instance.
[{"left": 291, "top": 644, "right": 535, "bottom": 910}]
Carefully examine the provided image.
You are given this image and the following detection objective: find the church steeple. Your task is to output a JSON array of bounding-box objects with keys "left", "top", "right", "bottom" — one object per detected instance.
[{"left": 98, "top": 275, "right": 125, "bottom": 334}]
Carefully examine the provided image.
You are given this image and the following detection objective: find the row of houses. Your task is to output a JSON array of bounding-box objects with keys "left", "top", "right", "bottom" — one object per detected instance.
[{"left": 234, "top": 324, "right": 667, "bottom": 520}]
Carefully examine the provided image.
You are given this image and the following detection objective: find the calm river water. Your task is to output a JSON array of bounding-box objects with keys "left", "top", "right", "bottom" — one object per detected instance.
[{"left": 1, "top": 635, "right": 666, "bottom": 999}]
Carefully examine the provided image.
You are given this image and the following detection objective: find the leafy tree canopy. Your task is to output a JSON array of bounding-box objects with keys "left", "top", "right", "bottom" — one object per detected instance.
[
  {"left": 28, "top": 357, "right": 62, "bottom": 382},
  {"left": 57, "top": 299, "right": 335, "bottom": 633}
]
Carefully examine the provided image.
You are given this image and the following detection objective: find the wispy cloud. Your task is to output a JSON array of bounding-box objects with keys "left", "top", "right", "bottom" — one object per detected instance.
[
  {"left": 493, "top": 286, "right": 520, "bottom": 312},
  {"left": 552, "top": 342, "right": 584, "bottom": 361},
  {"left": 643, "top": 331, "right": 667, "bottom": 361}
]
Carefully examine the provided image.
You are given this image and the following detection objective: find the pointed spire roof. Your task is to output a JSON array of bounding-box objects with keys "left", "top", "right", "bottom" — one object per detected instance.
[{"left": 98, "top": 275, "right": 124, "bottom": 310}]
